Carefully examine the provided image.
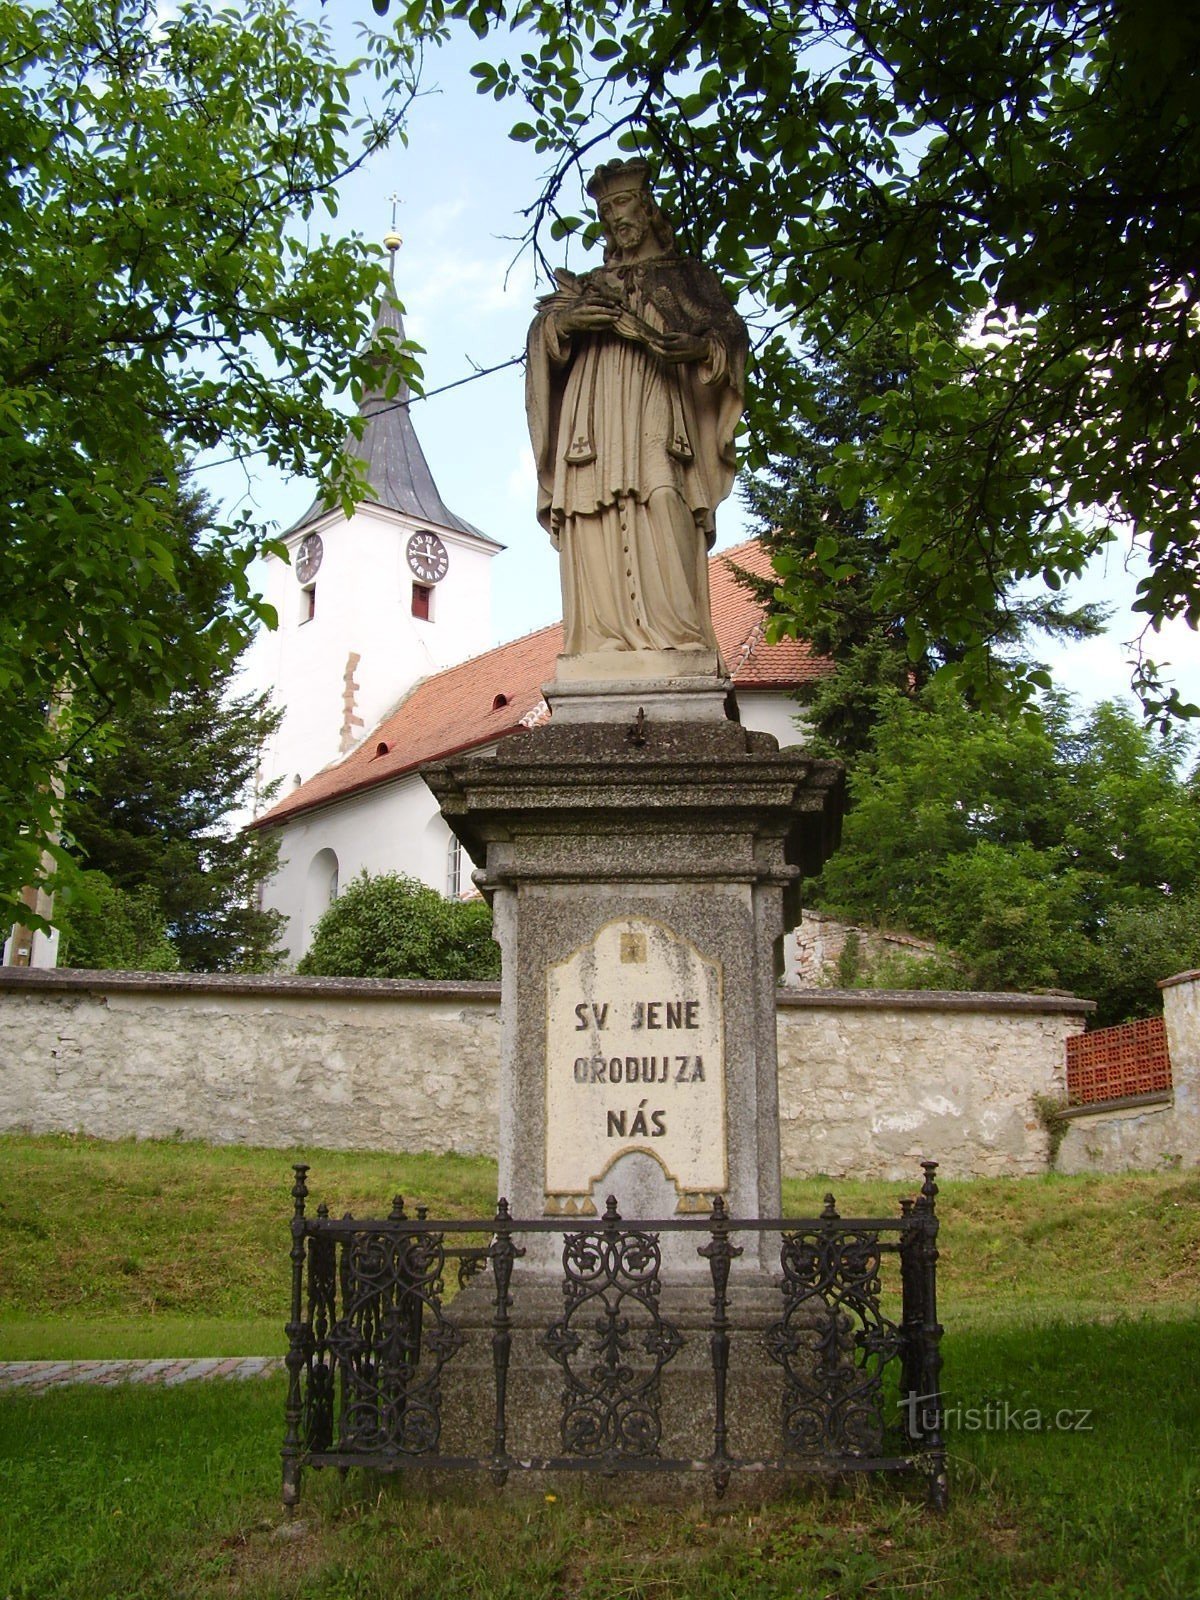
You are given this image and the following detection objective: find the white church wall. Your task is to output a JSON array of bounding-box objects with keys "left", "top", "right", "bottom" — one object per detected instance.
[
  {"left": 0, "top": 972, "right": 1105, "bottom": 1179},
  {"left": 735, "top": 689, "right": 808, "bottom": 749},
  {"left": 266, "top": 769, "right": 478, "bottom": 966},
  {"left": 734, "top": 690, "right": 811, "bottom": 978}
]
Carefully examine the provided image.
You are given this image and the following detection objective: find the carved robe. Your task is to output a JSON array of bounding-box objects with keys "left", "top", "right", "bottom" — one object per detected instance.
[{"left": 526, "top": 255, "right": 747, "bottom": 659}]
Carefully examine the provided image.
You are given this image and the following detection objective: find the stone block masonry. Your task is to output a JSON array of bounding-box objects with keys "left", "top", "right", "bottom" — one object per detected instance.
[{"left": 0, "top": 969, "right": 1117, "bottom": 1178}]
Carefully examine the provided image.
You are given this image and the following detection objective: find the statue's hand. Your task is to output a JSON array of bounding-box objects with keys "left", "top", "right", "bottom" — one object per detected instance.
[
  {"left": 555, "top": 302, "right": 621, "bottom": 336},
  {"left": 658, "top": 331, "right": 709, "bottom": 364}
]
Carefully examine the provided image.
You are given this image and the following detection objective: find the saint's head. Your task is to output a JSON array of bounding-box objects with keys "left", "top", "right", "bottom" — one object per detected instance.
[{"left": 587, "top": 159, "right": 676, "bottom": 263}]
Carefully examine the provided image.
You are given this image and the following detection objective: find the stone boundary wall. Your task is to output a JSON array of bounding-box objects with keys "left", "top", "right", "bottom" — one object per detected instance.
[
  {"left": 774, "top": 988, "right": 1089, "bottom": 1177},
  {"left": 0, "top": 971, "right": 503, "bottom": 1159},
  {"left": 0, "top": 969, "right": 1099, "bottom": 1179},
  {"left": 1058, "top": 970, "right": 1200, "bottom": 1175}
]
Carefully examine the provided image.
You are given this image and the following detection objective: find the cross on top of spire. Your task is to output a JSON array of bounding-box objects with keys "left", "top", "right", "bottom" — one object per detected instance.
[{"left": 384, "top": 192, "right": 402, "bottom": 283}]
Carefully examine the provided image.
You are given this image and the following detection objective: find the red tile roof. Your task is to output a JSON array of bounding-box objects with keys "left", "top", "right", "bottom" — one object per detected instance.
[{"left": 255, "top": 538, "right": 830, "bottom": 828}]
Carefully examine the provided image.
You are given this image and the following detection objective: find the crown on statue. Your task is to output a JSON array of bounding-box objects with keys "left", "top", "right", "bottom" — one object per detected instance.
[{"left": 586, "top": 158, "right": 653, "bottom": 204}]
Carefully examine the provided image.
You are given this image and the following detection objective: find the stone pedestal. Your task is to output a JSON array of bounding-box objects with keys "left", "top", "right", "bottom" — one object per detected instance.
[
  {"left": 423, "top": 704, "right": 842, "bottom": 1273},
  {"left": 547, "top": 652, "right": 734, "bottom": 725},
  {"left": 436, "top": 1275, "right": 847, "bottom": 1472},
  {"left": 422, "top": 699, "right": 845, "bottom": 1488}
]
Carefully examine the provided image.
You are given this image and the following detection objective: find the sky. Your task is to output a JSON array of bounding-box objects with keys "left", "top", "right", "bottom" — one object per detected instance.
[{"left": 216, "top": 7, "right": 1199, "bottom": 721}]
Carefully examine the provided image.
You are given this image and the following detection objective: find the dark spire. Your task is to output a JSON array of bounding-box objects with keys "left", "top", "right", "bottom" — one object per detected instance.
[{"left": 288, "top": 232, "right": 494, "bottom": 543}]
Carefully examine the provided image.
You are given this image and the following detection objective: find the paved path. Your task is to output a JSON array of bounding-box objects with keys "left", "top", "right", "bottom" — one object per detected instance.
[{"left": 0, "top": 1357, "right": 284, "bottom": 1394}]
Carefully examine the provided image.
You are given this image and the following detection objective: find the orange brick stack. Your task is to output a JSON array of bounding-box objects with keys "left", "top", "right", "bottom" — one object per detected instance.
[{"left": 1066, "top": 1016, "right": 1172, "bottom": 1105}]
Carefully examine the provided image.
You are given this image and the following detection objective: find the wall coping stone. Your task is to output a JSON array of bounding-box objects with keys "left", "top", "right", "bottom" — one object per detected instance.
[
  {"left": 0, "top": 969, "right": 1096, "bottom": 1015},
  {"left": 0, "top": 968, "right": 503, "bottom": 1003},
  {"left": 776, "top": 987, "right": 1094, "bottom": 1015},
  {"left": 1060, "top": 1090, "right": 1173, "bottom": 1120},
  {"left": 1159, "top": 969, "right": 1200, "bottom": 991}
]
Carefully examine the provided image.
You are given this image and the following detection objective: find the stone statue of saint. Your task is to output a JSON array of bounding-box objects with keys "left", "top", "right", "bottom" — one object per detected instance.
[{"left": 526, "top": 160, "right": 748, "bottom": 664}]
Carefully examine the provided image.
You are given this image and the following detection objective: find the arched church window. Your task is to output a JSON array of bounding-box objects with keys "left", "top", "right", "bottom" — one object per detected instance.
[{"left": 303, "top": 848, "right": 340, "bottom": 951}]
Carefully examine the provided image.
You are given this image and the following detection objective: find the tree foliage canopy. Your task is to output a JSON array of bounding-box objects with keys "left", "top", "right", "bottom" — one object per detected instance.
[
  {"left": 814, "top": 686, "right": 1200, "bottom": 1021},
  {"left": 298, "top": 871, "right": 500, "bottom": 982},
  {"left": 401, "top": 0, "right": 1200, "bottom": 716},
  {"left": 739, "top": 318, "right": 1104, "bottom": 759},
  {"left": 2, "top": 0, "right": 423, "bottom": 926},
  {"left": 55, "top": 869, "right": 180, "bottom": 973}
]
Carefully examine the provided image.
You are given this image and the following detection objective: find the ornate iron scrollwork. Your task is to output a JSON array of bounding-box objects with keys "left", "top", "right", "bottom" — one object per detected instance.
[
  {"left": 325, "top": 1198, "right": 463, "bottom": 1457},
  {"left": 542, "top": 1196, "right": 684, "bottom": 1461},
  {"left": 766, "top": 1195, "right": 901, "bottom": 1459},
  {"left": 456, "top": 1246, "right": 490, "bottom": 1291}
]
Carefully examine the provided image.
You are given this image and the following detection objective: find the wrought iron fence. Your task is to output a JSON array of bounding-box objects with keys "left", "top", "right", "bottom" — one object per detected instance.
[{"left": 283, "top": 1161, "right": 946, "bottom": 1509}]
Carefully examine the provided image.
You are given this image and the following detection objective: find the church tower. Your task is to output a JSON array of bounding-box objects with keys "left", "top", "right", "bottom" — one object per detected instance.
[{"left": 255, "top": 229, "right": 502, "bottom": 802}]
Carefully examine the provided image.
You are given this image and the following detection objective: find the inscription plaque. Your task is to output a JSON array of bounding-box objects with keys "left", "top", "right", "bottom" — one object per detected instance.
[{"left": 544, "top": 917, "right": 726, "bottom": 1210}]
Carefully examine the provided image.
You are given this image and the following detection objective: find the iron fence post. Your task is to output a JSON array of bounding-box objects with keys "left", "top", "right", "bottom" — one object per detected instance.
[
  {"left": 306, "top": 1203, "right": 335, "bottom": 1454},
  {"left": 335, "top": 1209, "right": 357, "bottom": 1452},
  {"left": 914, "top": 1161, "right": 948, "bottom": 1512},
  {"left": 382, "top": 1194, "right": 411, "bottom": 1452},
  {"left": 489, "top": 1197, "right": 523, "bottom": 1484},
  {"left": 282, "top": 1163, "right": 309, "bottom": 1509},
  {"left": 699, "top": 1195, "right": 743, "bottom": 1495},
  {"left": 898, "top": 1195, "right": 922, "bottom": 1445}
]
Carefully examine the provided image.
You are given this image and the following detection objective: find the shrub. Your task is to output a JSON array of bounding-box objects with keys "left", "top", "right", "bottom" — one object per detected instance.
[
  {"left": 297, "top": 870, "right": 499, "bottom": 981},
  {"left": 849, "top": 945, "right": 970, "bottom": 991}
]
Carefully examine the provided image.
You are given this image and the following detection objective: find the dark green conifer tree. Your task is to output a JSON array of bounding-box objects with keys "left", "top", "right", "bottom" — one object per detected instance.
[{"left": 60, "top": 491, "right": 285, "bottom": 973}]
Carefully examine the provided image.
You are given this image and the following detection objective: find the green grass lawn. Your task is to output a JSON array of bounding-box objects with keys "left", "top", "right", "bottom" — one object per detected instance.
[
  {"left": 0, "top": 1137, "right": 499, "bottom": 1357},
  {"left": 1, "top": 1319, "right": 1197, "bottom": 1599},
  {"left": 2, "top": 1134, "right": 1195, "bottom": 1354},
  {"left": 0, "top": 1135, "right": 1197, "bottom": 1598}
]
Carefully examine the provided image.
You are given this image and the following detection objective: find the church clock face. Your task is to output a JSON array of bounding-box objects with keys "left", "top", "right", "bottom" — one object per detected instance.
[
  {"left": 295, "top": 532, "right": 323, "bottom": 584},
  {"left": 406, "top": 531, "right": 449, "bottom": 584}
]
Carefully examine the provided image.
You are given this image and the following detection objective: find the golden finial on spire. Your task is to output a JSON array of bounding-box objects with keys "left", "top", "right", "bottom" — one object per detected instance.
[{"left": 384, "top": 192, "right": 402, "bottom": 282}]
